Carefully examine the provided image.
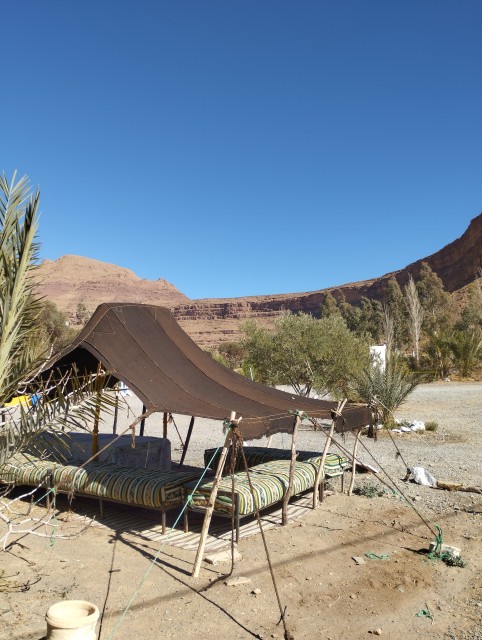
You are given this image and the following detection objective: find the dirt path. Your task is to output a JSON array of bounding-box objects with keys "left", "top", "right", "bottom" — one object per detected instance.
[{"left": 1, "top": 383, "right": 481, "bottom": 640}]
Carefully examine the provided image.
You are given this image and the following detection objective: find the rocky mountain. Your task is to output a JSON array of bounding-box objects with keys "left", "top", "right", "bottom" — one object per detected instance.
[
  {"left": 36, "top": 212, "right": 482, "bottom": 346},
  {"left": 36, "top": 255, "right": 190, "bottom": 316}
]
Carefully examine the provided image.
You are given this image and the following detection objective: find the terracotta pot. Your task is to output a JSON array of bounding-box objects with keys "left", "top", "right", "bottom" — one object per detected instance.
[{"left": 46, "top": 600, "right": 99, "bottom": 640}]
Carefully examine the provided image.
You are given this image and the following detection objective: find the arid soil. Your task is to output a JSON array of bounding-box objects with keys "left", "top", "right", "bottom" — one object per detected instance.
[{"left": 1, "top": 383, "right": 481, "bottom": 640}]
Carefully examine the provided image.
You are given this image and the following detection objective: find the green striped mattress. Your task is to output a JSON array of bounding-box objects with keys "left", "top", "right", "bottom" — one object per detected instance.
[
  {"left": 0, "top": 456, "right": 57, "bottom": 486},
  {"left": 0, "top": 457, "right": 201, "bottom": 509},
  {"left": 204, "top": 446, "right": 348, "bottom": 478},
  {"left": 189, "top": 459, "right": 317, "bottom": 516}
]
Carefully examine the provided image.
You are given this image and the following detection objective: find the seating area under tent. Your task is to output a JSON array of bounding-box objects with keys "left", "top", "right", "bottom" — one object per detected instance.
[{"left": 0, "top": 303, "right": 372, "bottom": 574}]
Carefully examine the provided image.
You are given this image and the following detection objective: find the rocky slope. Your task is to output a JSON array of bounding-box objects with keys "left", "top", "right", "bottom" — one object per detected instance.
[
  {"left": 36, "top": 255, "right": 190, "bottom": 317},
  {"left": 173, "top": 211, "right": 482, "bottom": 345},
  {"left": 36, "top": 212, "right": 482, "bottom": 346}
]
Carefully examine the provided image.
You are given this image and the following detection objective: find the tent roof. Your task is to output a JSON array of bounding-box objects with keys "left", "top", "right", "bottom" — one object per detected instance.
[{"left": 39, "top": 303, "right": 371, "bottom": 438}]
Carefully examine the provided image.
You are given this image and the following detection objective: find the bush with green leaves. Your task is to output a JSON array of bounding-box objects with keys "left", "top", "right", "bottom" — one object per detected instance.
[{"left": 241, "top": 312, "right": 370, "bottom": 398}]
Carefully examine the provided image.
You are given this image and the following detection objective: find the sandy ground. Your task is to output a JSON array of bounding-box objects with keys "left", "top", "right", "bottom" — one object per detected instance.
[{"left": 0, "top": 383, "right": 481, "bottom": 640}]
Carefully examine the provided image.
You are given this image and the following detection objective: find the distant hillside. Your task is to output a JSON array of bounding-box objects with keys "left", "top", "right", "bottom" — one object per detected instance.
[
  {"left": 172, "top": 211, "right": 482, "bottom": 345},
  {"left": 36, "top": 212, "right": 482, "bottom": 346},
  {"left": 36, "top": 255, "right": 190, "bottom": 318}
]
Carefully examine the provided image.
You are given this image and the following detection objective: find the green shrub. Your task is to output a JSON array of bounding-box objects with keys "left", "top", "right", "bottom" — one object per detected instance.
[
  {"left": 353, "top": 481, "right": 383, "bottom": 498},
  {"left": 425, "top": 421, "right": 438, "bottom": 432}
]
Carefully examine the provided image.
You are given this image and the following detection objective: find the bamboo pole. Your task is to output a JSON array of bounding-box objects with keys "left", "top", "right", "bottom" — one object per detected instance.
[
  {"left": 313, "top": 398, "right": 347, "bottom": 509},
  {"left": 192, "top": 412, "right": 238, "bottom": 578},
  {"left": 348, "top": 428, "right": 362, "bottom": 496},
  {"left": 282, "top": 414, "right": 301, "bottom": 525}
]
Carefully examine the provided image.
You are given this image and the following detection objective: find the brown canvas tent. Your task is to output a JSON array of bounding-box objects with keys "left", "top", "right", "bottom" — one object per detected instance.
[{"left": 37, "top": 303, "right": 371, "bottom": 438}]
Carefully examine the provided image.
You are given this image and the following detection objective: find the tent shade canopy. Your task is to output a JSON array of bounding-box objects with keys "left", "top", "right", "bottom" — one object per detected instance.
[{"left": 38, "top": 303, "right": 371, "bottom": 439}]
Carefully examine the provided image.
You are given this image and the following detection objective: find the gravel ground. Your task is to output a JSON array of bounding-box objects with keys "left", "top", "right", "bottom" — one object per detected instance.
[{"left": 104, "top": 381, "right": 481, "bottom": 516}]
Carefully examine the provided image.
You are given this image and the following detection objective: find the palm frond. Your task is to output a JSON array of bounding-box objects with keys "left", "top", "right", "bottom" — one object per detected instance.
[
  {"left": 0, "top": 370, "right": 117, "bottom": 467},
  {"left": 0, "top": 172, "right": 41, "bottom": 393}
]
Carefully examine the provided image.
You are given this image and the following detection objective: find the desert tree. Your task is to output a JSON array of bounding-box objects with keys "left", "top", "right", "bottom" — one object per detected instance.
[
  {"left": 241, "top": 312, "right": 370, "bottom": 398},
  {"left": 381, "top": 303, "right": 395, "bottom": 360},
  {"left": 417, "top": 262, "right": 456, "bottom": 334},
  {"left": 384, "top": 276, "right": 408, "bottom": 350},
  {"left": 405, "top": 275, "right": 424, "bottom": 366}
]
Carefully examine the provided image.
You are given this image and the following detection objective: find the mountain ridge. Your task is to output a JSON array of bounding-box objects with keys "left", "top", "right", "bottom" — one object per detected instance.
[{"left": 36, "top": 212, "right": 482, "bottom": 346}]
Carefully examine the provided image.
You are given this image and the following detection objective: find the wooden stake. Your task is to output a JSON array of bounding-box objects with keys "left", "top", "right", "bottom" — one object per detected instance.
[
  {"left": 348, "top": 428, "right": 362, "bottom": 496},
  {"left": 192, "top": 412, "right": 237, "bottom": 578},
  {"left": 282, "top": 415, "right": 301, "bottom": 525},
  {"left": 313, "top": 398, "right": 347, "bottom": 509}
]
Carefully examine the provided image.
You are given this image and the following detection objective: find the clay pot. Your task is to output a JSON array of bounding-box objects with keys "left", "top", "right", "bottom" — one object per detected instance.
[{"left": 46, "top": 600, "right": 99, "bottom": 640}]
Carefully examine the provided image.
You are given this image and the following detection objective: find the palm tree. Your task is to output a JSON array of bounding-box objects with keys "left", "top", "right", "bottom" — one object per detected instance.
[
  {"left": 0, "top": 173, "right": 114, "bottom": 467},
  {"left": 351, "top": 353, "right": 419, "bottom": 426},
  {"left": 0, "top": 172, "right": 41, "bottom": 399}
]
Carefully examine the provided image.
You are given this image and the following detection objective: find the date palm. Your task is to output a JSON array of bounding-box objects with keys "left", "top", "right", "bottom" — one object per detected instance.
[{"left": 0, "top": 173, "right": 114, "bottom": 466}]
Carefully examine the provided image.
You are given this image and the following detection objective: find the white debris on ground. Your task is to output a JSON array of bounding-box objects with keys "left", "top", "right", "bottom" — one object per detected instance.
[{"left": 391, "top": 419, "right": 425, "bottom": 433}]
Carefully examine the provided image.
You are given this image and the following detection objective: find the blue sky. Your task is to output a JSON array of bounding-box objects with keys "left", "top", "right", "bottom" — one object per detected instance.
[{"left": 2, "top": 1, "right": 481, "bottom": 299}]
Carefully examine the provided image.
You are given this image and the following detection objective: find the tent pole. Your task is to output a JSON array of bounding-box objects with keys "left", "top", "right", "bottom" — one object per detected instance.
[
  {"left": 163, "top": 412, "right": 168, "bottom": 439},
  {"left": 348, "top": 428, "right": 362, "bottom": 496},
  {"left": 92, "top": 365, "right": 103, "bottom": 460},
  {"left": 139, "top": 404, "right": 146, "bottom": 436},
  {"left": 313, "top": 398, "right": 347, "bottom": 509},
  {"left": 192, "top": 413, "right": 237, "bottom": 578},
  {"left": 282, "top": 414, "right": 301, "bottom": 525},
  {"left": 180, "top": 416, "right": 195, "bottom": 466},
  {"left": 112, "top": 386, "right": 119, "bottom": 434}
]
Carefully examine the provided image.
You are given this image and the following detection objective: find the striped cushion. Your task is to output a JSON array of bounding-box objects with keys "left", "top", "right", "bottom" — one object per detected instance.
[
  {"left": 50, "top": 463, "right": 201, "bottom": 508},
  {"left": 189, "top": 460, "right": 316, "bottom": 516},
  {"left": 0, "top": 456, "right": 58, "bottom": 486},
  {"left": 204, "top": 447, "right": 348, "bottom": 478},
  {"left": 0, "top": 457, "right": 201, "bottom": 510}
]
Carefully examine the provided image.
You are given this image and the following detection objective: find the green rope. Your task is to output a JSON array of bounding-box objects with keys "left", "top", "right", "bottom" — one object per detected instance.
[
  {"left": 106, "top": 445, "right": 222, "bottom": 640},
  {"left": 364, "top": 553, "right": 389, "bottom": 560},
  {"left": 428, "top": 525, "right": 443, "bottom": 559}
]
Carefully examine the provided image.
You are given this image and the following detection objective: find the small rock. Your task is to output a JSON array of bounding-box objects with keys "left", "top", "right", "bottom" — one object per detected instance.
[
  {"left": 225, "top": 576, "right": 252, "bottom": 587},
  {"left": 205, "top": 549, "right": 242, "bottom": 565},
  {"left": 373, "top": 629, "right": 382, "bottom": 636},
  {"left": 252, "top": 588, "right": 261, "bottom": 595},
  {"left": 350, "top": 594, "right": 357, "bottom": 599},
  {"left": 352, "top": 556, "right": 366, "bottom": 565}
]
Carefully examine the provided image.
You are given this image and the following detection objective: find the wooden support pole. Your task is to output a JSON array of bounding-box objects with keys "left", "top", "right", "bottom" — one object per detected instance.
[
  {"left": 180, "top": 416, "right": 195, "bottom": 466},
  {"left": 192, "top": 412, "right": 237, "bottom": 578},
  {"left": 348, "top": 428, "right": 362, "bottom": 496},
  {"left": 139, "top": 404, "right": 147, "bottom": 436},
  {"left": 92, "top": 365, "right": 103, "bottom": 460},
  {"left": 163, "top": 412, "right": 168, "bottom": 439},
  {"left": 282, "top": 414, "right": 301, "bottom": 525},
  {"left": 313, "top": 398, "right": 347, "bottom": 509},
  {"left": 112, "top": 386, "right": 119, "bottom": 434}
]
